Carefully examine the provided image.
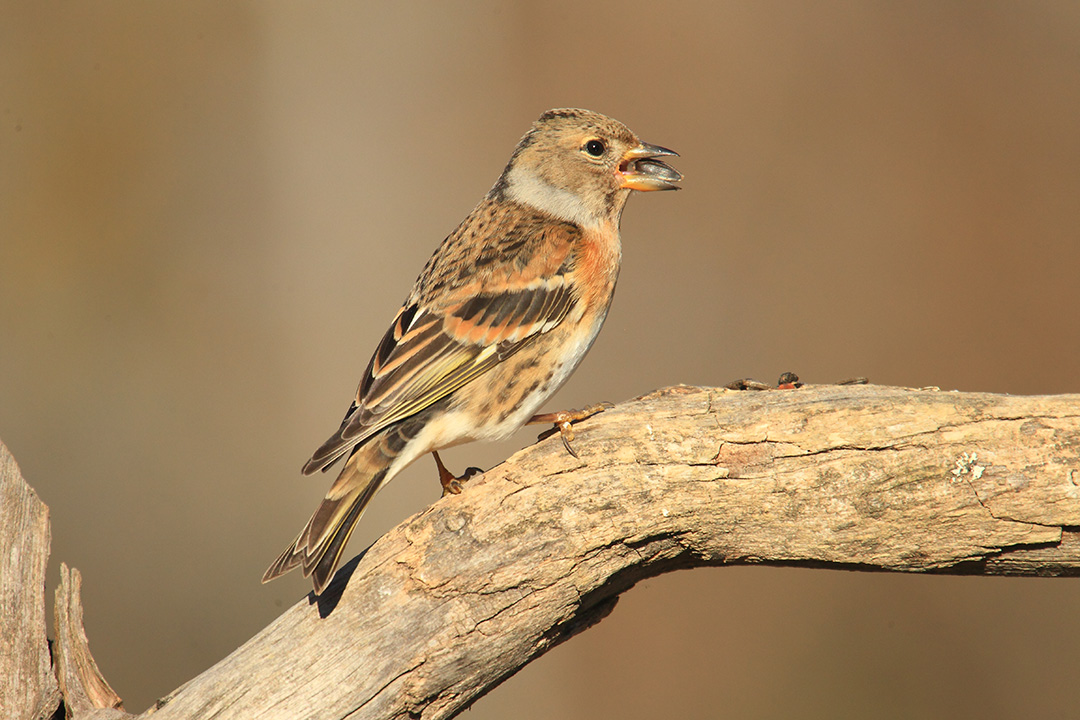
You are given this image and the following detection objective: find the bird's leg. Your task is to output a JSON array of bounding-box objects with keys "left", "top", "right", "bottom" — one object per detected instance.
[
  {"left": 527, "top": 402, "right": 613, "bottom": 458},
  {"left": 432, "top": 451, "right": 483, "bottom": 497}
]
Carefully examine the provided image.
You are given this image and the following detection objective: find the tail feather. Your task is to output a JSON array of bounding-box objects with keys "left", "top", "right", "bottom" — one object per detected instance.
[
  {"left": 262, "top": 453, "right": 388, "bottom": 594},
  {"left": 263, "top": 409, "right": 435, "bottom": 594},
  {"left": 303, "top": 468, "right": 385, "bottom": 592}
]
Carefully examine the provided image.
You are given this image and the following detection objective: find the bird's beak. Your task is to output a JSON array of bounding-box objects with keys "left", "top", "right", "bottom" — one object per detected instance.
[{"left": 618, "top": 142, "right": 682, "bottom": 191}]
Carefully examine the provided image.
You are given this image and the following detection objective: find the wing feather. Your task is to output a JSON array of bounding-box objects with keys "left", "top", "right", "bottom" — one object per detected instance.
[
  {"left": 302, "top": 205, "right": 584, "bottom": 476},
  {"left": 302, "top": 279, "right": 576, "bottom": 474}
]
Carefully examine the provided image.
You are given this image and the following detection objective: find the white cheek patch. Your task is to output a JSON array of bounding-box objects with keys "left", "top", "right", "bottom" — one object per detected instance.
[{"left": 505, "top": 166, "right": 600, "bottom": 228}]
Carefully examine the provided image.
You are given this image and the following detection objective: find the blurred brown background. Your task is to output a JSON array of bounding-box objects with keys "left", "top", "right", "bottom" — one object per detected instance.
[{"left": 2, "top": 2, "right": 1079, "bottom": 717}]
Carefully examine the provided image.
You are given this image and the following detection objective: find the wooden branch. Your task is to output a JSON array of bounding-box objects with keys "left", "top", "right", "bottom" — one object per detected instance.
[
  {"left": 1, "top": 441, "right": 61, "bottom": 720},
  {"left": 3, "top": 384, "right": 1079, "bottom": 719},
  {"left": 53, "top": 564, "right": 126, "bottom": 720}
]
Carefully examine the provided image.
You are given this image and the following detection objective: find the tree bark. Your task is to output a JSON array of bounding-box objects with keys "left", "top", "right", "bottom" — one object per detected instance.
[
  {"left": 3, "top": 384, "right": 1079, "bottom": 719},
  {"left": 1, "top": 441, "right": 61, "bottom": 720}
]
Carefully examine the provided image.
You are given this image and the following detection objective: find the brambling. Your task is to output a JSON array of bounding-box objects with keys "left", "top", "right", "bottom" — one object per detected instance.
[{"left": 263, "top": 108, "right": 681, "bottom": 594}]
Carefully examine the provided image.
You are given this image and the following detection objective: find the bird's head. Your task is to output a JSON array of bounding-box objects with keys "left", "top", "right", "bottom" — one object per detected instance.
[{"left": 497, "top": 108, "right": 681, "bottom": 228}]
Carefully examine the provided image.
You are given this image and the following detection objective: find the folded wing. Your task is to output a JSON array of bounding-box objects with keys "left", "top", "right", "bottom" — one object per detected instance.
[{"left": 302, "top": 276, "right": 576, "bottom": 474}]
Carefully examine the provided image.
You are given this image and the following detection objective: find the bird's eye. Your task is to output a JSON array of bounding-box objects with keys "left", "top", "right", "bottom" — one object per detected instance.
[{"left": 584, "top": 139, "right": 606, "bottom": 157}]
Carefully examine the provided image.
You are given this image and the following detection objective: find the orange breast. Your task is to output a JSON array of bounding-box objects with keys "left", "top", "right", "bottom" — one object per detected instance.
[{"left": 575, "top": 221, "right": 622, "bottom": 309}]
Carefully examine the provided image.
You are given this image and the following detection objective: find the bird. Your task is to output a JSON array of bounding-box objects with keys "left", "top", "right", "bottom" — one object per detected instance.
[{"left": 262, "top": 108, "right": 681, "bottom": 594}]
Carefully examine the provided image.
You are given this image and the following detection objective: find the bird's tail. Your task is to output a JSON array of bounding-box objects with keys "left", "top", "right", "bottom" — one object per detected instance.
[
  {"left": 261, "top": 449, "right": 386, "bottom": 594},
  {"left": 262, "top": 416, "right": 427, "bottom": 594}
]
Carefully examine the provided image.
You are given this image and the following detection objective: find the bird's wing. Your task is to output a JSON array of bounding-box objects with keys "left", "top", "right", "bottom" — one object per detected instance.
[{"left": 302, "top": 225, "right": 579, "bottom": 475}]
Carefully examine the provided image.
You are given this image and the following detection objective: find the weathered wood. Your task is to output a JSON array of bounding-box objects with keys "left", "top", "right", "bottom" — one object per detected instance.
[
  {"left": 3, "top": 385, "right": 1079, "bottom": 719},
  {"left": 53, "top": 564, "right": 127, "bottom": 720},
  {"left": 1, "top": 441, "right": 61, "bottom": 720},
  {"left": 141, "top": 384, "right": 1079, "bottom": 720}
]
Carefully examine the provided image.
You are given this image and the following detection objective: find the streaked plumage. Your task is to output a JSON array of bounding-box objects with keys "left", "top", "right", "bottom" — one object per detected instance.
[{"left": 263, "top": 108, "right": 681, "bottom": 594}]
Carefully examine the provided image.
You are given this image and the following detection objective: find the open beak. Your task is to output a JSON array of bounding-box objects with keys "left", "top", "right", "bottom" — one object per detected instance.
[{"left": 618, "top": 142, "right": 682, "bottom": 191}]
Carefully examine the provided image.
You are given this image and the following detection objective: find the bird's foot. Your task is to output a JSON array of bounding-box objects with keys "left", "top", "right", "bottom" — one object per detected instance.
[
  {"left": 433, "top": 451, "right": 483, "bottom": 497},
  {"left": 528, "top": 402, "right": 613, "bottom": 458}
]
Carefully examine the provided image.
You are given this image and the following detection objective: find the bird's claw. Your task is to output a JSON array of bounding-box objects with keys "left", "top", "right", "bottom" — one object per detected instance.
[
  {"left": 433, "top": 451, "right": 483, "bottom": 497},
  {"left": 529, "top": 402, "right": 613, "bottom": 458}
]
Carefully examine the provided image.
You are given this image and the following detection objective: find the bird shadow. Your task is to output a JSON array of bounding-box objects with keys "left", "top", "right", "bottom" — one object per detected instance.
[{"left": 307, "top": 549, "right": 367, "bottom": 618}]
